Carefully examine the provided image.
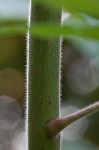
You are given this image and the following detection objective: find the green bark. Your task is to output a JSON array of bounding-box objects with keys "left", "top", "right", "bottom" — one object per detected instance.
[{"left": 27, "top": 1, "right": 61, "bottom": 150}]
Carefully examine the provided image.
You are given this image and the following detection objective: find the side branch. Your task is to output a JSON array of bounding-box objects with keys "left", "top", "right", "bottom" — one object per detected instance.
[{"left": 46, "top": 101, "right": 99, "bottom": 139}]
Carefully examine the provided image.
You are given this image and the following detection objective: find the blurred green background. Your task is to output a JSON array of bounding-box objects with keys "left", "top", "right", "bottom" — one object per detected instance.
[{"left": 0, "top": 0, "right": 99, "bottom": 149}]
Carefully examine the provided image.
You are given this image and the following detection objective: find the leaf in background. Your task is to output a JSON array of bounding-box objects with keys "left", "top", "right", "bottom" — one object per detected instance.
[
  {"left": 63, "top": 13, "right": 99, "bottom": 28},
  {"left": 0, "top": 25, "right": 27, "bottom": 35},
  {"left": 35, "top": 0, "right": 99, "bottom": 18},
  {"left": 63, "top": 14, "right": 99, "bottom": 57},
  {"left": 30, "top": 24, "right": 99, "bottom": 39},
  {"left": 1, "top": 22, "right": 99, "bottom": 40},
  {"left": 63, "top": 0, "right": 99, "bottom": 18}
]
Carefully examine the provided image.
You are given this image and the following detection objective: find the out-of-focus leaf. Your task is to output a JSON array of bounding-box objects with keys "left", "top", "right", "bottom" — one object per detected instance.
[
  {"left": 63, "top": 15, "right": 86, "bottom": 28},
  {"left": 0, "top": 19, "right": 26, "bottom": 24},
  {"left": 35, "top": 0, "right": 99, "bottom": 18},
  {"left": 30, "top": 24, "right": 62, "bottom": 37},
  {"left": 0, "top": 25, "right": 27, "bottom": 35},
  {"left": 29, "top": 12, "right": 99, "bottom": 39},
  {"left": 63, "top": 14, "right": 99, "bottom": 57},
  {"left": 30, "top": 24, "right": 99, "bottom": 39},
  {"left": 63, "top": 0, "right": 99, "bottom": 18},
  {"left": 63, "top": 13, "right": 99, "bottom": 28},
  {"left": 1, "top": 24, "right": 99, "bottom": 39}
]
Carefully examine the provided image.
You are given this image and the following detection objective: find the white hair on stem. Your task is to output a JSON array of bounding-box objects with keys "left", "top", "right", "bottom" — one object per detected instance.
[{"left": 25, "top": 0, "right": 31, "bottom": 150}]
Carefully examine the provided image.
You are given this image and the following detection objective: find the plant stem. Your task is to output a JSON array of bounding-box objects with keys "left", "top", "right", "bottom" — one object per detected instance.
[
  {"left": 27, "top": 1, "right": 61, "bottom": 150},
  {"left": 46, "top": 101, "right": 99, "bottom": 139}
]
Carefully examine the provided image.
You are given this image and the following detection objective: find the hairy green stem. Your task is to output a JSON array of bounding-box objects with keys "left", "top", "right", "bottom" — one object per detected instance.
[
  {"left": 27, "top": 1, "right": 61, "bottom": 150},
  {"left": 46, "top": 101, "right": 99, "bottom": 139}
]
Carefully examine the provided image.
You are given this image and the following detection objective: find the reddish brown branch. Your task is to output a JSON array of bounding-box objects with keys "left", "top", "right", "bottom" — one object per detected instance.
[{"left": 46, "top": 101, "right": 99, "bottom": 139}]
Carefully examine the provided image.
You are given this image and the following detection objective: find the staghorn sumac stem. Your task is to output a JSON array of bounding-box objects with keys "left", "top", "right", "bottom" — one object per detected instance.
[{"left": 26, "top": 1, "right": 61, "bottom": 150}]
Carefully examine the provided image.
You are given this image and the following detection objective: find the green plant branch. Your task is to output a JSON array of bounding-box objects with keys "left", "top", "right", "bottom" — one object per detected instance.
[
  {"left": 46, "top": 100, "right": 99, "bottom": 139},
  {"left": 27, "top": 1, "right": 61, "bottom": 150}
]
